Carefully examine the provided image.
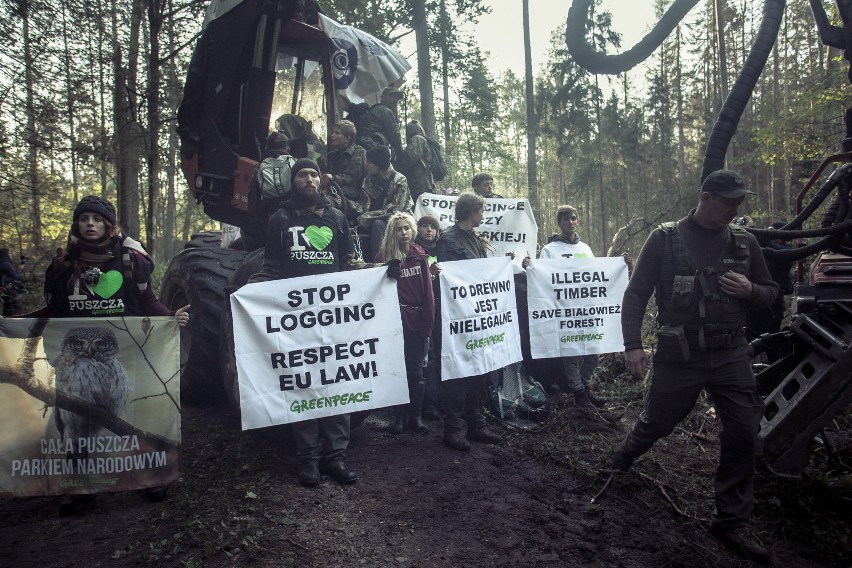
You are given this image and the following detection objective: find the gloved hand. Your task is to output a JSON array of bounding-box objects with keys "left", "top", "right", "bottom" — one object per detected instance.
[{"left": 386, "top": 259, "right": 401, "bottom": 280}]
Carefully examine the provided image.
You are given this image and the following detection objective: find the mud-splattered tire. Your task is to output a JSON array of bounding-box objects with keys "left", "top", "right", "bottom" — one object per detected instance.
[
  {"left": 160, "top": 233, "right": 248, "bottom": 403},
  {"left": 220, "top": 248, "right": 265, "bottom": 412}
]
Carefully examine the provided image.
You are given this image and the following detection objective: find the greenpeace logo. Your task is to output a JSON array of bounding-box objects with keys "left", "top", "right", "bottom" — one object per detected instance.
[{"left": 721, "top": 259, "right": 747, "bottom": 265}]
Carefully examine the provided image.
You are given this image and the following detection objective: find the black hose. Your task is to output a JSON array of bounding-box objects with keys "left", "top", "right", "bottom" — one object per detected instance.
[{"left": 701, "top": 0, "right": 787, "bottom": 181}]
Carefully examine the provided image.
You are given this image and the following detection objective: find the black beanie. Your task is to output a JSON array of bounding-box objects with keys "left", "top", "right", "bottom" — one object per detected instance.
[
  {"left": 290, "top": 158, "right": 321, "bottom": 186},
  {"left": 74, "top": 195, "right": 117, "bottom": 226},
  {"left": 366, "top": 146, "right": 391, "bottom": 171}
]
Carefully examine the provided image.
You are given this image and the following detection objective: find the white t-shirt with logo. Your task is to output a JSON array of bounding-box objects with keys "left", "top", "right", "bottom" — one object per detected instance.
[{"left": 539, "top": 239, "right": 595, "bottom": 260}]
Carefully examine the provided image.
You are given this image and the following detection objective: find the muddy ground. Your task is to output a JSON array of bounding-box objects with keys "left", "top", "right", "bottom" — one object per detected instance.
[{"left": 1, "top": 368, "right": 850, "bottom": 568}]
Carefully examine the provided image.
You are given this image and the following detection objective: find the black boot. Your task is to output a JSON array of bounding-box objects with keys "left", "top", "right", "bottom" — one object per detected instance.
[
  {"left": 408, "top": 383, "right": 428, "bottom": 434},
  {"left": 585, "top": 389, "right": 607, "bottom": 407},
  {"left": 390, "top": 407, "right": 406, "bottom": 435},
  {"left": 574, "top": 389, "right": 596, "bottom": 409}
]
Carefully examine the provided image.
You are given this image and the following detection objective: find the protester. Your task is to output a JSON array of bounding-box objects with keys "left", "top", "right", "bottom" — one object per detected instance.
[
  {"left": 522, "top": 205, "right": 605, "bottom": 408},
  {"left": 373, "top": 212, "right": 435, "bottom": 434},
  {"left": 249, "top": 159, "right": 365, "bottom": 487},
  {"left": 471, "top": 173, "right": 503, "bottom": 199},
  {"left": 613, "top": 170, "right": 777, "bottom": 564},
  {"left": 358, "top": 145, "right": 412, "bottom": 261},
  {"left": 356, "top": 86, "right": 405, "bottom": 159},
  {"left": 403, "top": 121, "right": 435, "bottom": 200},
  {"left": 415, "top": 214, "right": 442, "bottom": 420},
  {"left": 319, "top": 120, "right": 367, "bottom": 226},
  {"left": 22, "top": 195, "right": 190, "bottom": 515},
  {"left": 435, "top": 192, "right": 503, "bottom": 451}
]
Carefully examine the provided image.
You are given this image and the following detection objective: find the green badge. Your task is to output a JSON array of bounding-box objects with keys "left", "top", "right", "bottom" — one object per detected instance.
[
  {"left": 93, "top": 270, "right": 123, "bottom": 299},
  {"left": 305, "top": 226, "right": 333, "bottom": 251}
]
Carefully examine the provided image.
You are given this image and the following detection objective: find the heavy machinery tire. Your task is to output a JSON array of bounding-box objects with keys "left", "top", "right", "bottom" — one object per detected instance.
[
  {"left": 183, "top": 230, "right": 224, "bottom": 249},
  {"left": 160, "top": 234, "right": 248, "bottom": 404},
  {"left": 220, "top": 248, "right": 265, "bottom": 412}
]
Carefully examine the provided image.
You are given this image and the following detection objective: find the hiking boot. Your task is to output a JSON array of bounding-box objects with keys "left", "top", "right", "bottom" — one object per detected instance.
[
  {"left": 408, "top": 415, "right": 428, "bottom": 434},
  {"left": 422, "top": 406, "right": 442, "bottom": 421},
  {"left": 59, "top": 494, "right": 96, "bottom": 517},
  {"left": 390, "top": 409, "right": 405, "bottom": 435},
  {"left": 320, "top": 461, "right": 359, "bottom": 485},
  {"left": 467, "top": 427, "right": 503, "bottom": 444},
  {"left": 574, "top": 389, "right": 597, "bottom": 409},
  {"left": 442, "top": 431, "right": 471, "bottom": 451},
  {"left": 586, "top": 390, "right": 607, "bottom": 407},
  {"left": 710, "top": 527, "right": 771, "bottom": 565},
  {"left": 611, "top": 448, "right": 635, "bottom": 473},
  {"left": 297, "top": 462, "right": 321, "bottom": 487}
]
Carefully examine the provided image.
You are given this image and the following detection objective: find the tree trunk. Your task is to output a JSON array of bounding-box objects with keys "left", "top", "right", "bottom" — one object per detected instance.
[
  {"left": 713, "top": 0, "right": 732, "bottom": 164},
  {"left": 21, "top": 1, "right": 41, "bottom": 247},
  {"left": 146, "top": 0, "right": 163, "bottom": 258},
  {"left": 522, "top": 0, "right": 540, "bottom": 228},
  {"left": 411, "top": 0, "right": 436, "bottom": 138},
  {"left": 439, "top": 0, "right": 451, "bottom": 149},
  {"left": 113, "top": 0, "right": 143, "bottom": 237},
  {"left": 61, "top": 3, "right": 80, "bottom": 203}
]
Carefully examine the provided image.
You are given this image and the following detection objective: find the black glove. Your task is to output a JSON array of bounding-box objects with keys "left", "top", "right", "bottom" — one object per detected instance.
[{"left": 386, "top": 259, "right": 401, "bottom": 280}]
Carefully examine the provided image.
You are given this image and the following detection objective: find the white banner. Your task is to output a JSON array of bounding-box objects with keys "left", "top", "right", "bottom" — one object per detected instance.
[
  {"left": 527, "top": 257, "right": 629, "bottom": 358},
  {"left": 231, "top": 267, "right": 408, "bottom": 429},
  {"left": 0, "top": 317, "right": 181, "bottom": 496},
  {"left": 319, "top": 14, "right": 412, "bottom": 104},
  {"left": 439, "top": 257, "right": 523, "bottom": 380},
  {"left": 414, "top": 193, "right": 538, "bottom": 269}
]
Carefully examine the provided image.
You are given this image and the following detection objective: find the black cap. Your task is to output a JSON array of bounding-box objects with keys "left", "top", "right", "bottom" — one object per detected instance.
[
  {"left": 700, "top": 170, "right": 756, "bottom": 198},
  {"left": 290, "top": 158, "right": 320, "bottom": 186},
  {"left": 366, "top": 146, "right": 391, "bottom": 170},
  {"left": 74, "top": 195, "right": 117, "bottom": 226}
]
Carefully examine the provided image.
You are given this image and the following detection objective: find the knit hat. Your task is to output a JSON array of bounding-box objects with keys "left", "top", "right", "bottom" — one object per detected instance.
[
  {"left": 700, "top": 170, "right": 755, "bottom": 198},
  {"left": 366, "top": 146, "right": 391, "bottom": 170},
  {"left": 417, "top": 215, "right": 440, "bottom": 232},
  {"left": 290, "top": 158, "right": 321, "bottom": 186},
  {"left": 73, "top": 195, "right": 117, "bottom": 226}
]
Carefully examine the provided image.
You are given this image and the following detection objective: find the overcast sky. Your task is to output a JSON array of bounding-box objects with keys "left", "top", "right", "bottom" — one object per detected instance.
[{"left": 475, "top": 0, "right": 659, "bottom": 77}]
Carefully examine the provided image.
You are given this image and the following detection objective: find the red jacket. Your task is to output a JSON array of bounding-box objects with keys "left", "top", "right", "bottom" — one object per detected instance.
[{"left": 377, "top": 242, "right": 435, "bottom": 337}]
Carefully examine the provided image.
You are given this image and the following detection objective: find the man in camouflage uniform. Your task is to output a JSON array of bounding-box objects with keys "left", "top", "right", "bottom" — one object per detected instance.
[{"left": 614, "top": 170, "right": 777, "bottom": 565}]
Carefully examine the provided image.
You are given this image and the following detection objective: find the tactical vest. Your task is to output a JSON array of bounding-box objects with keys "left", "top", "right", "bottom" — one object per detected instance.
[{"left": 656, "top": 222, "right": 751, "bottom": 345}]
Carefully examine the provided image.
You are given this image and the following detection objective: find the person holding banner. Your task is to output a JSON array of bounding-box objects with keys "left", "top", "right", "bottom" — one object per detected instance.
[
  {"left": 374, "top": 212, "right": 435, "bottom": 434},
  {"left": 249, "top": 159, "right": 365, "bottom": 487},
  {"left": 435, "top": 192, "right": 503, "bottom": 451},
  {"left": 414, "top": 215, "right": 442, "bottom": 420},
  {"left": 23, "top": 195, "right": 190, "bottom": 515},
  {"left": 612, "top": 170, "right": 777, "bottom": 564},
  {"left": 522, "top": 205, "right": 606, "bottom": 408},
  {"left": 471, "top": 173, "right": 503, "bottom": 199}
]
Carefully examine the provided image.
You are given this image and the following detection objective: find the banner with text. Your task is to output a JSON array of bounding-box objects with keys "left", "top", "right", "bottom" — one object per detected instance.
[
  {"left": 439, "top": 257, "right": 522, "bottom": 380},
  {"left": 231, "top": 267, "right": 408, "bottom": 429},
  {"left": 414, "top": 193, "right": 538, "bottom": 266},
  {"left": 0, "top": 317, "right": 181, "bottom": 497},
  {"left": 527, "top": 257, "right": 628, "bottom": 358}
]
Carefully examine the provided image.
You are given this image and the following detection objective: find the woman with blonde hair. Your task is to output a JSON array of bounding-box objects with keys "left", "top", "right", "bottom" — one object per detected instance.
[{"left": 374, "top": 212, "right": 435, "bottom": 434}]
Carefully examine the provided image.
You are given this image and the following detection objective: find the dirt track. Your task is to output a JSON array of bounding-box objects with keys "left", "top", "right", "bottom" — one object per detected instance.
[{"left": 0, "top": 400, "right": 847, "bottom": 567}]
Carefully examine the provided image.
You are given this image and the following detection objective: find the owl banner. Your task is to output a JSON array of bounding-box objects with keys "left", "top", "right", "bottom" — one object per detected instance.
[
  {"left": 230, "top": 267, "right": 408, "bottom": 430},
  {"left": 526, "top": 257, "right": 629, "bottom": 359},
  {"left": 0, "top": 317, "right": 181, "bottom": 497},
  {"left": 439, "top": 257, "right": 523, "bottom": 381}
]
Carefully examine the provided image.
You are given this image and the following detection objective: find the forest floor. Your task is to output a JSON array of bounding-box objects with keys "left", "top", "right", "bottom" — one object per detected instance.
[{"left": 1, "top": 357, "right": 850, "bottom": 568}]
